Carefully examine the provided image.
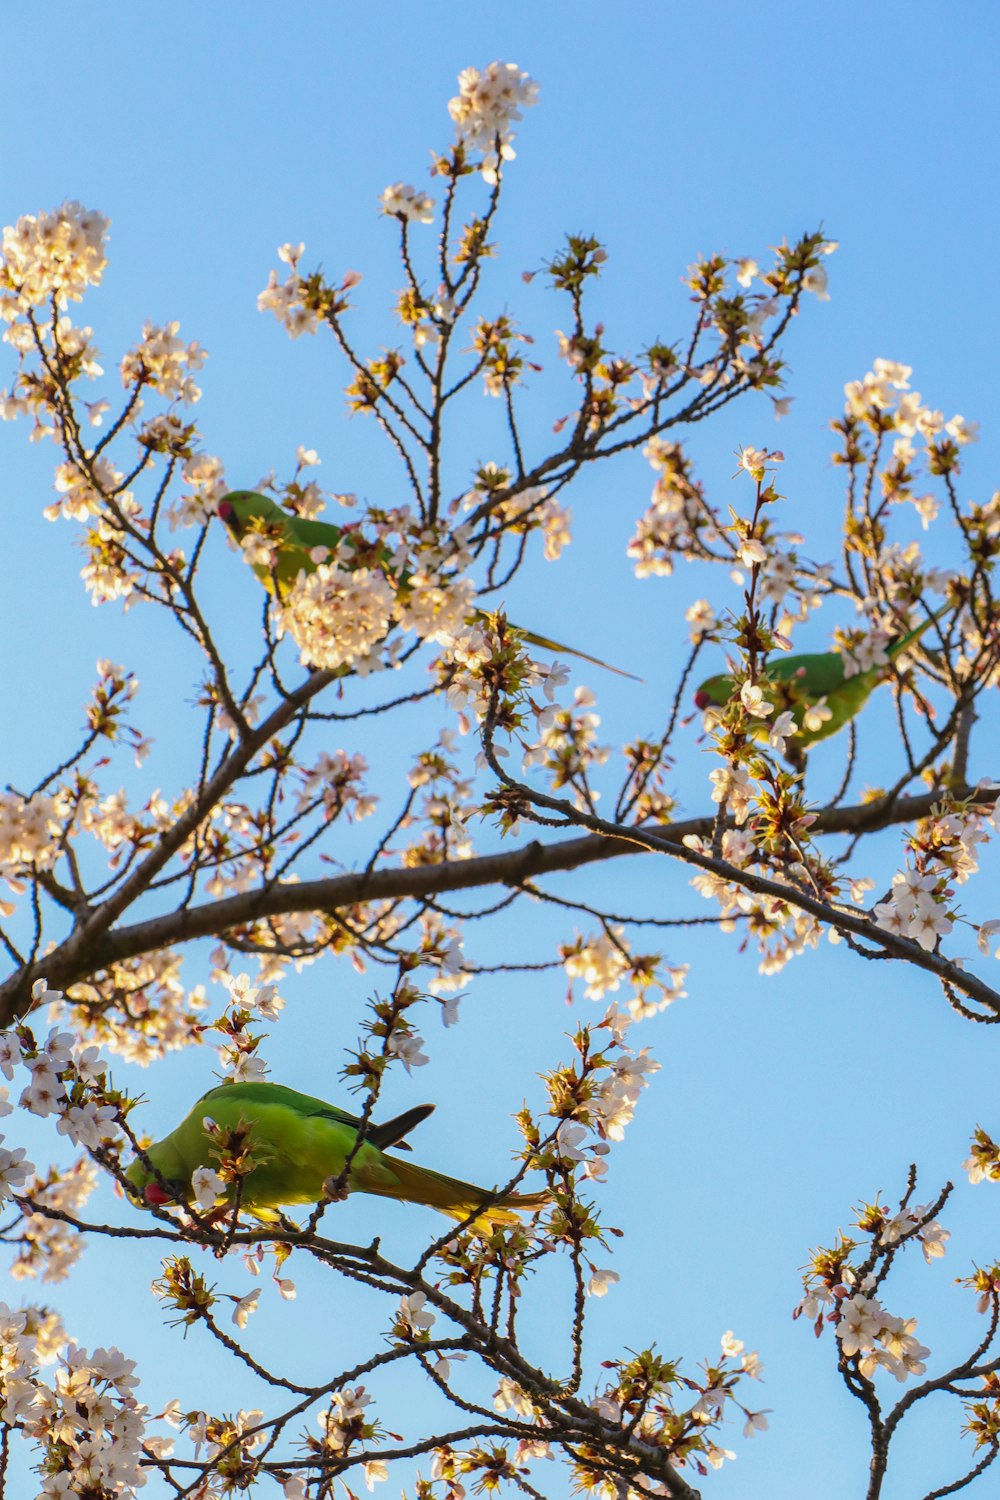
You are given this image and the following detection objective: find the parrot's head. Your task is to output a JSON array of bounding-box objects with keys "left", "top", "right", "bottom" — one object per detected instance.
[
  {"left": 124, "top": 1142, "right": 189, "bottom": 1209},
  {"left": 693, "top": 674, "right": 733, "bottom": 713},
  {"left": 216, "top": 491, "right": 282, "bottom": 542}
]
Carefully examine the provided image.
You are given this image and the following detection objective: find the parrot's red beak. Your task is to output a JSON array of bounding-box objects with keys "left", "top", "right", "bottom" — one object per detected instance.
[
  {"left": 216, "top": 501, "right": 234, "bottom": 524},
  {"left": 693, "top": 690, "right": 711, "bottom": 710},
  {"left": 144, "top": 1183, "right": 172, "bottom": 1206}
]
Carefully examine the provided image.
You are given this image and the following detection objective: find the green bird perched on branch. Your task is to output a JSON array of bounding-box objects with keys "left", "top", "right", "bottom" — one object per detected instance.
[
  {"left": 217, "top": 489, "right": 639, "bottom": 679},
  {"left": 124, "top": 1081, "right": 549, "bottom": 1231},
  {"left": 693, "top": 612, "right": 942, "bottom": 751}
]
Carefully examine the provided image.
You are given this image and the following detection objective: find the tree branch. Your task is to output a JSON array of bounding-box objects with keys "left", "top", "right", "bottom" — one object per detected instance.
[{"left": 2, "top": 784, "right": 991, "bottom": 1026}]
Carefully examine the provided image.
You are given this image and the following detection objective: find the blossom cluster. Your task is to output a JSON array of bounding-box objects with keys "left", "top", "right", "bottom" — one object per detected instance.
[
  {"left": 48, "top": 456, "right": 127, "bottom": 522},
  {"left": 844, "top": 358, "right": 978, "bottom": 447},
  {"left": 964, "top": 1126, "right": 1000, "bottom": 1184},
  {"left": 522, "top": 684, "right": 606, "bottom": 783},
  {"left": 80, "top": 518, "right": 146, "bottom": 606},
  {"left": 463, "top": 469, "right": 573, "bottom": 562},
  {"left": 294, "top": 1383, "right": 388, "bottom": 1490},
  {"left": 438, "top": 616, "right": 558, "bottom": 739},
  {"left": 7, "top": 1328, "right": 163, "bottom": 1497},
  {"left": 0, "top": 791, "right": 62, "bottom": 893},
  {"left": 628, "top": 439, "right": 717, "bottom": 578},
  {"left": 872, "top": 866, "right": 955, "bottom": 951},
  {"left": 120, "top": 320, "right": 206, "bottom": 403},
  {"left": 11, "top": 1158, "right": 100, "bottom": 1286},
  {"left": 0, "top": 1018, "right": 124, "bottom": 1281},
  {"left": 395, "top": 570, "right": 476, "bottom": 645},
  {"left": 835, "top": 623, "right": 892, "bottom": 679},
  {"left": 561, "top": 927, "right": 688, "bottom": 1019},
  {"left": 447, "top": 62, "right": 539, "bottom": 181},
  {"left": 581, "top": 1333, "right": 768, "bottom": 1479},
  {"left": 796, "top": 1190, "right": 949, "bottom": 1385},
  {"left": 379, "top": 183, "right": 435, "bottom": 224},
  {"left": 168, "top": 450, "right": 228, "bottom": 528},
  {"left": 209, "top": 970, "right": 286, "bottom": 1083},
  {"left": 0, "top": 201, "right": 109, "bottom": 315},
  {"left": 396, "top": 280, "right": 456, "bottom": 351},
  {"left": 296, "top": 750, "right": 378, "bottom": 823},
  {"left": 542, "top": 1004, "right": 659, "bottom": 1171},
  {"left": 683, "top": 826, "right": 833, "bottom": 976},
  {"left": 258, "top": 242, "right": 361, "bottom": 340},
  {"left": 875, "top": 1202, "right": 950, "bottom": 1261},
  {"left": 258, "top": 241, "right": 322, "bottom": 339},
  {"left": 401, "top": 733, "right": 476, "bottom": 868},
  {"left": 912, "top": 795, "right": 997, "bottom": 887},
  {"left": 835, "top": 1292, "right": 929, "bottom": 1382},
  {"left": 277, "top": 560, "right": 397, "bottom": 672},
  {"left": 184, "top": 1406, "right": 266, "bottom": 1486},
  {"left": 61, "top": 948, "right": 207, "bottom": 1064},
  {"left": 874, "top": 792, "right": 1000, "bottom": 953}
]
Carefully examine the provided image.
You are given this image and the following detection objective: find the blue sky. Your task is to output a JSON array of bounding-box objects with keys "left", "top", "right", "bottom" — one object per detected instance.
[{"left": 3, "top": 3, "right": 1000, "bottom": 1496}]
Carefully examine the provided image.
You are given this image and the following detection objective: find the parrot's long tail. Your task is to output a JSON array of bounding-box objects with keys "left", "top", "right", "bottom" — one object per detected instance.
[
  {"left": 470, "top": 608, "right": 641, "bottom": 681},
  {"left": 366, "top": 1152, "right": 550, "bottom": 1231},
  {"left": 887, "top": 607, "right": 946, "bottom": 662}
]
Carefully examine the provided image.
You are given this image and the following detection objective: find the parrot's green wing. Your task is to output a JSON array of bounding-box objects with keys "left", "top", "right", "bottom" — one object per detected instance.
[
  {"left": 197, "top": 1081, "right": 433, "bottom": 1151},
  {"left": 280, "top": 511, "right": 398, "bottom": 580},
  {"left": 699, "top": 651, "right": 881, "bottom": 749},
  {"left": 769, "top": 614, "right": 941, "bottom": 745},
  {"left": 762, "top": 650, "right": 867, "bottom": 746},
  {"left": 218, "top": 490, "right": 417, "bottom": 605},
  {"left": 765, "top": 650, "right": 848, "bottom": 696},
  {"left": 198, "top": 1079, "right": 364, "bottom": 1127}
]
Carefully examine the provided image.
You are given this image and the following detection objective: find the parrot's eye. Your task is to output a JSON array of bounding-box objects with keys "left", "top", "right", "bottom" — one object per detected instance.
[{"left": 693, "top": 690, "right": 711, "bottom": 710}]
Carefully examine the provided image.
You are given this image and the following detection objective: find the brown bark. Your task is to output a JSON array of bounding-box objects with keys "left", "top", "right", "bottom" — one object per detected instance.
[{"left": 0, "top": 783, "right": 987, "bottom": 1027}]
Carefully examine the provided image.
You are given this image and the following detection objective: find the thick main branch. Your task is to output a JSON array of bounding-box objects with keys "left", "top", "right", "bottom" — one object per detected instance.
[{"left": 0, "top": 785, "right": 984, "bottom": 1027}]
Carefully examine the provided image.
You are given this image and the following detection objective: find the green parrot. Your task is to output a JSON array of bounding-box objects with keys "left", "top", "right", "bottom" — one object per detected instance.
[
  {"left": 217, "top": 490, "right": 638, "bottom": 679},
  {"left": 124, "top": 1081, "right": 548, "bottom": 1231},
  {"left": 693, "top": 613, "right": 942, "bottom": 749}
]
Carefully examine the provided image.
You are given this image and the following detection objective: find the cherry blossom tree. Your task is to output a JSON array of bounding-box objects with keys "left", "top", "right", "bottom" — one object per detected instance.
[{"left": 0, "top": 58, "right": 998, "bottom": 1500}]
